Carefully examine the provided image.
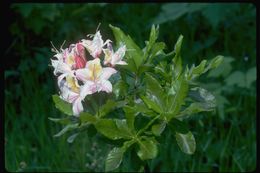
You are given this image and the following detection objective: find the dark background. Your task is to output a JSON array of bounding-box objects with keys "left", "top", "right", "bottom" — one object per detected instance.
[{"left": 4, "top": 3, "right": 256, "bottom": 172}]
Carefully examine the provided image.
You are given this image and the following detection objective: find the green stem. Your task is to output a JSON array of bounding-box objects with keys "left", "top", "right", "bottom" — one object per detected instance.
[{"left": 137, "top": 114, "right": 161, "bottom": 136}]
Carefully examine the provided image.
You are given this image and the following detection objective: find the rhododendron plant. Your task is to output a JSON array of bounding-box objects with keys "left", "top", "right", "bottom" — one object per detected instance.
[{"left": 49, "top": 24, "right": 223, "bottom": 172}]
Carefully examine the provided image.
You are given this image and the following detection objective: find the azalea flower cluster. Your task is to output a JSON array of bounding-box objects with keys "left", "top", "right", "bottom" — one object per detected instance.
[{"left": 51, "top": 31, "right": 127, "bottom": 116}]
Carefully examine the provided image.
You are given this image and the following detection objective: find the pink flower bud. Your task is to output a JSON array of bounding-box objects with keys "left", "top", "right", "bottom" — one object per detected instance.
[
  {"left": 74, "top": 43, "right": 87, "bottom": 69},
  {"left": 75, "top": 55, "right": 86, "bottom": 69}
]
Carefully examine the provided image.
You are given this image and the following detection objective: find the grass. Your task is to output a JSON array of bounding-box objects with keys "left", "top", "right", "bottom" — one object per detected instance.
[{"left": 5, "top": 3, "right": 256, "bottom": 172}]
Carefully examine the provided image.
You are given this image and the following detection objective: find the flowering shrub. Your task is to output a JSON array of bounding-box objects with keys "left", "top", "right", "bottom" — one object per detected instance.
[{"left": 50, "top": 24, "right": 223, "bottom": 171}]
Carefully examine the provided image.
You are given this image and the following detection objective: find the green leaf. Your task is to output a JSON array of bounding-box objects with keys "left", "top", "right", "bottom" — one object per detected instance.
[
  {"left": 207, "top": 56, "right": 234, "bottom": 78},
  {"left": 113, "top": 80, "right": 128, "bottom": 99},
  {"left": 192, "top": 60, "right": 207, "bottom": 74},
  {"left": 175, "top": 131, "right": 196, "bottom": 154},
  {"left": 149, "top": 25, "right": 159, "bottom": 46},
  {"left": 167, "top": 76, "right": 189, "bottom": 118},
  {"left": 147, "top": 42, "right": 166, "bottom": 63},
  {"left": 95, "top": 119, "right": 130, "bottom": 140},
  {"left": 105, "top": 147, "right": 124, "bottom": 172},
  {"left": 189, "top": 87, "right": 216, "bottom": 104},
  {"left": 79, "top": 112, "right": 97, "bottom": 124},
  {"left": 53, "top": 123, "right": 79, "bottom": 137},
  {"left": 122, "top": 57, "right": 137, "bottom": 72},
  {"left": 174, "top": 35, "right": 183, "bottom": 56},
  {"left": 99, "top": 100, "right": 126, "bottom": 117},
  {"left": 52, "top": 95, "right": 73, "bottom": 115},
  {"left": 144, "top": 25, "right": 164, "bottom": 62},
  {"left": 145, "top": 25, "right": 159, "bottom": 54},
  {"left": 67, "top": 133, "right": 79, "bottom": 143},
  {"left": 140, "top": 95, "right": 162, "bottom": 114},
  {"left": 123, "top": 106, "right": 137, "bottom": 130},
  {"left": 208, "top": 55, "right": 224, "bottom": 69},
  {"left": 48, "top": 117, "right": 72, "bottom": 125},
  {"left": 115, "top": 119, "right": 133, "bottom": 136},
  {"left": 134, "top": 103, "right": 157, "bottom": 117},
  {"left": 137, "top": 137, "right": 158, "bottom": 160},
  {"left": 105, "top": 140, "right": 136, "bottom": 172},
  {"left": 187, "top": 55, "right": 223, "bottom": 80},
  {"left": 137, "top": 64, "right": 153, "bottom": 75},
  {"left": 144, "top": 73, "right": 166, "bottom": 108},
  {"left": 176, "top": 102, "right": 215, "bottom": 119},
  {"left": 109, "top": 24, "right": 143, "bottom": 70},
  {"left": 172, "top": 35, "right": 183, "bottom": 78},
  {"left": 176, "top": 87, "right": 216, "bottom": 119},
  {"left": 151, "top": 121, "right": 166, "bottom": 136}
]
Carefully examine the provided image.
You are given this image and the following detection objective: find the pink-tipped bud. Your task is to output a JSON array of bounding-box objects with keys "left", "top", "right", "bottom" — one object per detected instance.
[
  {"left": 74, "top": 43, "right": 87, "bottom": 69},
  {"left": 75, "top": 55, "right": 86, "bottom": 69}
]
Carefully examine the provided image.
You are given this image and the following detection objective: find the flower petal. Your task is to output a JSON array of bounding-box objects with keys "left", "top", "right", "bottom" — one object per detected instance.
[
  {"left": 100, "top": 67, "right": 117, "bottom": 80},
  {"left": 75, "top": 68, "right": 92, "bottom": 82},
  {"left": 60, "top": 85, "right": 79, "bottom": 103},
  {"left": 103, "top": 48, "right": 112, "bottom": 65},
  {"left": 57, "top": 73, "right": 68, "bottom": 87},
  {"left": 116, "top": 61, "right": 128, "bottom": 65},
  {"left": 72, "top": 98, "right": 83, "bottom": 116},
  {"left": 100, "top": 80, "right": 113, "bottom": 93},
  {"left": 80, "top": 81, "right": 96, "bottom": 99},
  {"left": 53, "top": 52, "right": 63, "bottom": 60},
  {"left": 56, "top": 61, "right": 72, "bottom": 74},
  {"left": 86, "top": 58, "right": 102, "bottom": 80},
  {"left": 111, "top": 45, "right": 126, "bottom": 65}
]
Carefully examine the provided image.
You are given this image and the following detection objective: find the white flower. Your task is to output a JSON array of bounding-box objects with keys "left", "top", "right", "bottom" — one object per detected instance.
[
  {"left": 81, "top": 31, "right": 111, "bottom": 58},
  {"left": 75, "top": 58, "right": 117, "bottom": 95},
  {"left": 59, "top": 76, "right": 85, "bottom": 116},
  {"left": 103, "top": 43, "right": 127, "bottom": 66}
]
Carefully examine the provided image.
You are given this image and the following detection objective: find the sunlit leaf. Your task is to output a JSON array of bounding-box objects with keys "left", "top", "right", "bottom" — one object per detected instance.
[
  {"left": 172, "top": 35, "right": 183, "bottom": 78},
  {"left": 187, "top": 55, "right": 223, "bottom": 80},
  {"left": 189, "top": 87, "right": 216, "bottom": 104},
  {"left": 123, "top": 106, "right": 137, "bottom": 131},
  {"left": 137, "top": 137, "right": 158, "bottom": 160},
  {"left": 176, "top": 102, "right": 215, "bottom": 119},
  {"left": 167, "top": 76, "right": 189, "bottom": 119},
  {"left": 152, "top": 121, "right": 166, "bottom": 136},
  {"left": 115, "top": 119, "right": 133, "bottom": 136},
  {"left": 105, "top": 140, "right": 136, "bottom": 171},
  {"left": 95, "top": 119, "right": 131, "bottom": 140},
  {"left": 144, "top": 73, "right": 166, "bottom": 108},
  {"left": 140, "top": 95, "right": 162, "bottom": 114},
  {"left": 175, "top": 131, "right": 196, "bottom": 154},
  {"left": 105, "top": 147, "right": 124, "bottom": 172}
]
